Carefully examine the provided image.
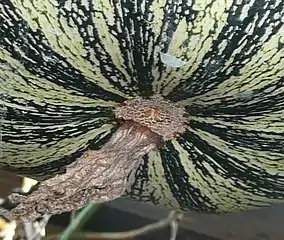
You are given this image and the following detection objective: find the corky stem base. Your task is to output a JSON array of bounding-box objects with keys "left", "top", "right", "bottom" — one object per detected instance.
[{"left": 1, "top": 96, "right": 187, "bottom": 222}]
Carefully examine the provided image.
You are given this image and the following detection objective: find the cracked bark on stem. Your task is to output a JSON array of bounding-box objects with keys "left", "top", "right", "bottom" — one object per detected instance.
[
  {"left": 1, "top": 121, "right": 161, "bottom": 222},
  {"left": 1, "top": 96, "right": 188, "bottom": 222}
]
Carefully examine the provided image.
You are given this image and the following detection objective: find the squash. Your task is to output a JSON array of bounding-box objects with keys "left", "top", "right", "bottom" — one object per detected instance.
[{"left": 1, "top": 0, "right": 283, "bottom": 214}]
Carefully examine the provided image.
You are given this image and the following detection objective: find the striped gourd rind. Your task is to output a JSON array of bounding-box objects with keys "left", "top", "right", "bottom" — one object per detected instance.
[{"left": 1, "top": 0, "right": 284, "bottom": 213}]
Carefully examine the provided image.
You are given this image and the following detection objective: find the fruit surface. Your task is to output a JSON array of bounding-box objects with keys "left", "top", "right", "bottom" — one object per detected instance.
[{"left": 1, "top": 0, "right": 284, "bottom": 213}]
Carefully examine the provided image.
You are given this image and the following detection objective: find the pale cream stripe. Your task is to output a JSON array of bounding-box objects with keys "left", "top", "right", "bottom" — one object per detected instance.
[
  {"left": 0, "top": 49, "right": 117, "bottom": 107},
  {"left": 2, "top": 123, "right": 113, "bottom": 167},
  {"left": 152, "top": 0, "right": 233, "bottom": 94},
  {"left": 11, "top": 0, "right": 129, "bottom": 98}
]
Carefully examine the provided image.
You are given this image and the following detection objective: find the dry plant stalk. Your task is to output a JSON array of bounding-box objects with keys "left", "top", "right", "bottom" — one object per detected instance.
[
  {"left": 45, "top": 210, "right": 184, "bottom": 240},
  {"left": 1, "top": 96, "right": 188, "bottom": 222}
]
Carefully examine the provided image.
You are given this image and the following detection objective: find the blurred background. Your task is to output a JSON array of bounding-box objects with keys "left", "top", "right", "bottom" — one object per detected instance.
[{"left": 1, "top": 169, "right": 284, "bottom": 240}]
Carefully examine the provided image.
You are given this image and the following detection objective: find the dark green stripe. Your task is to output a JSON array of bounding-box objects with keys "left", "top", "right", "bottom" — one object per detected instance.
[
  {"left": 160, "top": 140, "right": 218, "bottom": 212},
  {"left": 168, "top": 0, "right": 284, "bottom": 101},
  {"left": 0, "top": 1, "right": 126, "bottom": 102}
]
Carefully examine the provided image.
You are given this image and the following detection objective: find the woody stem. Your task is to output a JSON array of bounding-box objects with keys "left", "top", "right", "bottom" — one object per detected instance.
[{"left": 2, "top": 96, "right": 188, "bottom": 222}]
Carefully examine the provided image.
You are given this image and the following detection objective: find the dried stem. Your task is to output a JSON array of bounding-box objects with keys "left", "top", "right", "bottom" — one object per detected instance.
[
  {"left": 45, "top": 210, "right": 183, "bottom": 240},
  {"left": 1, "top": 121, "right": 161, "bottom": 222},
  {"left": 1, "top": 96, "right": 188, "bottom": 223}
]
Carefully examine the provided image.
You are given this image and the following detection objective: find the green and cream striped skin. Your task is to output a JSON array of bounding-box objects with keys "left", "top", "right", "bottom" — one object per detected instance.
[{"left": 1, "top": 0, "right": 284, "bottom": 213}]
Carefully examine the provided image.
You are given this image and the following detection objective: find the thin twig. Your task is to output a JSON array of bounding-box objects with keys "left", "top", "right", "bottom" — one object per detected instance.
[
  {"left": 45, "top": 210, "right": 183, "bottom": 240},
  {"left": 23, "top": 222, "right": 36, "bottom": 240},
  {"left": 28, "top": 214, "right": 51, "bottom": 240},
  {"left": 169, "top": 218, "right": 179, "bottom": 240}
]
